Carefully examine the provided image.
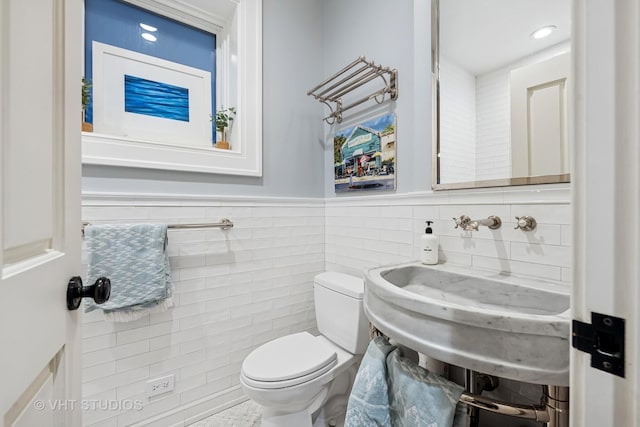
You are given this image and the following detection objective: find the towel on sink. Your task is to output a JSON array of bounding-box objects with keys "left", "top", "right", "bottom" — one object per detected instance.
[
  {"left": 84, "top": 223, "right": 173, "bottom": 322},
  {"left": 345, "top": 336, "right": 467, "bottom": 427}
]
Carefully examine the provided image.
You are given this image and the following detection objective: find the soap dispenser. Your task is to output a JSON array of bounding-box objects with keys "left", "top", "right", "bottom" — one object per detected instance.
[{"left": 420, "top": 221, "right": 439, "bottom": 265}]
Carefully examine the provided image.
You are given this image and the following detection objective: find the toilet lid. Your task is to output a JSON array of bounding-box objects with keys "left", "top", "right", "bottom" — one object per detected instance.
[{"left": 241, "top": 332, "right": 337, "bottom": 387}]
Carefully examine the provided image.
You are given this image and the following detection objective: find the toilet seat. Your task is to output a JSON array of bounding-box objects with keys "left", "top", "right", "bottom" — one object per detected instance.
[{"left": 241, "top": 332, "right": 338, "bottom": 389}]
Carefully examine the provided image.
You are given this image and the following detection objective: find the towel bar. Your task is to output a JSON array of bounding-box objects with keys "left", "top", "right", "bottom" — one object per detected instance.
[
  {"left": 82, "top": 218, "right": 234, "bottom": 234},
  {"left": 307, "top": 55, "right": 398, "bottom": 124},
  {"left": 459, "top": 384, "right": 568, "bottom": 426},
  {"left": 459, "top": 392, "right": 549, "bottom": 422}
]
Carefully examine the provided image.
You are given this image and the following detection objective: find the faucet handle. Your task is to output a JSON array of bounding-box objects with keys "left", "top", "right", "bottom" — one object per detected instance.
[
  {"left": 464, "top": 221, "right": 480, "bottom": 231},
  {"left": 514, "top": 216, "right": 537, "bottom": 231},
  {"left": 453, "top": 215, "right": 471, "bottom": 229}
]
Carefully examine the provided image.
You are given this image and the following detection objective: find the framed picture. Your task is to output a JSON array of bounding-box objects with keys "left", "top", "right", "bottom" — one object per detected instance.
[
  {"left": 92, "top": 41, "right": 212, "bottom": 148},
  {"left": 334, "top": 113, "right": 396, "bottom": 193}
]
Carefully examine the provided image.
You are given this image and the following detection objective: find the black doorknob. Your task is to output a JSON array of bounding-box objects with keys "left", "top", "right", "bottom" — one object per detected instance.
[{"left": 66, "top": 276, "right": 111, "bottom": 311}]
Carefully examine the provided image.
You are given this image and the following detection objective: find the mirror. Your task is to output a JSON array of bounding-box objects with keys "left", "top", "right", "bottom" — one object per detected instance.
[{"left": 432, "top": 0, "right": 571, "bottom": 190}]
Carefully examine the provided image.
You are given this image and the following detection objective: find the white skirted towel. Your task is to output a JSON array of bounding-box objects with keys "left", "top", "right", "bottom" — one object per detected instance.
[{"left": 84, "top": 223, "right": 173, "bottom": 322}]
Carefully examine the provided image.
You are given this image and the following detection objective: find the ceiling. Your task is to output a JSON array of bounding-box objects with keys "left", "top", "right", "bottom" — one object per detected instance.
[{"left": 439, "top": 0, "right": 571, "bottom": 75}]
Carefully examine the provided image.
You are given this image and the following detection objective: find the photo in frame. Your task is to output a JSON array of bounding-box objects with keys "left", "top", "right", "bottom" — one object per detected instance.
[
  {"left": 334, "top": 113, "right": 397, "bottom": 193},
  {"left": 92, "top": 41, "right": 212, "bottom": 148}
]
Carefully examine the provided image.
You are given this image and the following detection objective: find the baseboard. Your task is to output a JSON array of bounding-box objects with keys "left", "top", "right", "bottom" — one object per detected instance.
[{"left": 129, "top": 386, "right": 248, "bottom": 427}]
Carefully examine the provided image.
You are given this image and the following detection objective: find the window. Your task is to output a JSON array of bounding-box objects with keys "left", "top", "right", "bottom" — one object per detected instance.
[{"left": 82, "top": 0, "right": 263, "bottom": 176}]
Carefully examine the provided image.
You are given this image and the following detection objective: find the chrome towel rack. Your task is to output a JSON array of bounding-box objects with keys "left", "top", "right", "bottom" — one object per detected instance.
[
  {"left": 82, "top": 218, "right": 234, "bottom": 235},
  {"left": 307, "top": 56, "right": 398, "bottom": 124}
]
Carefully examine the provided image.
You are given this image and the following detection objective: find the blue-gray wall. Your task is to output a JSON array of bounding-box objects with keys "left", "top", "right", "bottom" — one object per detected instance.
[
  {"left": 82, "top": 0, "right": 326, "bottom": 197},
  {"left": 322, "top": 0, "right": 432, "bottom": 196},
  {"left": 83, "top": 0, "right": 432, "bottom": 198}
]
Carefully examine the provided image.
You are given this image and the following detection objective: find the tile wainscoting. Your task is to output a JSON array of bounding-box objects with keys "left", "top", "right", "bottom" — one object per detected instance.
[
  {"left": 80, "top": 184, "right": 570, "bottom": 426},
  {"left": 326, "top": 185, "right": 571, "bottom": 285},
  {"left": 80, "top": 193, "right": 325, "bottom": 427}
]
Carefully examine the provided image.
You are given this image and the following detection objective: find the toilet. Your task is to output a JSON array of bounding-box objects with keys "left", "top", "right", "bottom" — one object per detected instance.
[{"left": 240, "top": 272, "right": 370, "bottom": 427}]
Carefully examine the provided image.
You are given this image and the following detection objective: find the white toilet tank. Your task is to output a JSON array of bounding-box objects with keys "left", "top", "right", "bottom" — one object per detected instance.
[{"left": 314, "top": 272, "right": 370, "bottom": 355}]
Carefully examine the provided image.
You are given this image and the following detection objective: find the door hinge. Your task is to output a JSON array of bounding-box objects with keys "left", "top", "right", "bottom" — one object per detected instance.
[{"left": 572, "top": 312, "right": 625, "bottom": 378}]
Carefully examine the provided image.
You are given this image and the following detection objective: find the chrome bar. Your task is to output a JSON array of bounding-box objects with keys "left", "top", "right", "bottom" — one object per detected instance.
[
  {"left": 459, "top": 392, "right": 550, "bottom": 422},
  {"left": 314, "top": 65, "right": 371, "bottom": 99},
  {"left": 168, "top": 219, "right": 234, "bottom": 230},
  {"left": 320, "top": 70, "right": 380, "bottom": 100},
  {"left": 82, "top": 218, "right": 234, "bottom": 233},
  {"left": 324, "top": 88, "right": 389, "bottom": 122},
  {"left": 306, "top": 56, "right": 366, "bottom": 95},
  {"left": 544, "top": 386, "right": 570, "bottom": 427}
]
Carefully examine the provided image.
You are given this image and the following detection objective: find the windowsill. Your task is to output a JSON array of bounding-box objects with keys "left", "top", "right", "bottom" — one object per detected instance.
[{"left": 82, "top": 132, "right": 260, "bottom": 176}]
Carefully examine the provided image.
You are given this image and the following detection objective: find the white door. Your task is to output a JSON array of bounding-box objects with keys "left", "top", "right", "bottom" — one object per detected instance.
[
  {"left": 0, "top": 0, "right": 83, "bottom": 426},
  {"left": 572, "top": 0, "right": 639, "bottom": 426},
  {"left": 511, "top": 53, "right": 570, "bottom": 178}
]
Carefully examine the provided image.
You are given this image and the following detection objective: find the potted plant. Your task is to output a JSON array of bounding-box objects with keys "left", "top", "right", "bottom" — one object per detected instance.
[
  {"left": 82, "top": 77, "right": 93, "bottom": 132},
  {"left": 213, "top": 106, "right": 236, "bottom": 149}
]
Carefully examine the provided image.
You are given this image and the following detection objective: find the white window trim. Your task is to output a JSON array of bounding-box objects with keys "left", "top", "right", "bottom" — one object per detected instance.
[{"left": 82, "top": 0, "right": 263, "bottom": 177}]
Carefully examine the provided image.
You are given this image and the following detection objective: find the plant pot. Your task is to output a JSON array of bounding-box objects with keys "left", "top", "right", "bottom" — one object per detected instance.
[
  {"left": 82, "top": 111, "right": 93, "bottom": 132},
  {"left": 215, "top": 129, "right": 229, "bottom": 149}
]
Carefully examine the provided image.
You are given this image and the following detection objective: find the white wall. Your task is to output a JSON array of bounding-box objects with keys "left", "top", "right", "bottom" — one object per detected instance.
[
  {"left": 80, "top": 195, "right": 324, "bottom": 427},
  {"left": 82, "top": 0, "right": 326, "bottom": 198},
  {"left": 326, "top": 186, "right": 571, "bottom": 284}
]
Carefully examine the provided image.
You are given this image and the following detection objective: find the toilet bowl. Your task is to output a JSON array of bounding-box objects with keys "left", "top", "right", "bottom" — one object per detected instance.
[{"left": 239, "top": 272, "right": 369, "bottom": 427}]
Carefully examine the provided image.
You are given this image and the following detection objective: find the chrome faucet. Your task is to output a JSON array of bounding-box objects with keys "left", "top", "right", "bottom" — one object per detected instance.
[
  {"left": 453, "top": 215, "right": 502, "bottom": 231},
  {"left": 453, "top": 215, "right": 471, "bottom": 229}
]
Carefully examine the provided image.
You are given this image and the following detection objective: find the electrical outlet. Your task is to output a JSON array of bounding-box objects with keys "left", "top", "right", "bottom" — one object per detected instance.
[{"left": 146, "top": 374, "right": 175, "bottom": 398}]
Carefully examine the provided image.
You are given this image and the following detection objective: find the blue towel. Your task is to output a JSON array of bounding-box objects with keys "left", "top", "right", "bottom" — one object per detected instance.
[
  {"left": 84, "top": 224, "right": 173, "bottom": 322},
  {"left": 345, "top": 337, "right": 467, "bottom": 427}
]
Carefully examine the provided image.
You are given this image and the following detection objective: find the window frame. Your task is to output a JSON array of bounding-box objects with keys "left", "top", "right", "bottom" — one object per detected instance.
[{"left": 82, "top": 0, "right": 263, "bottom": 177}]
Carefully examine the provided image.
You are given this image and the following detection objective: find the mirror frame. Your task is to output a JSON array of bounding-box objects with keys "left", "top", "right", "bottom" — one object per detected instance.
[
  {"left": 430, "top": 0, "right": 570, "bottom": 190},
  {"left": 81, "top": 0, "right": 263, "bottom": 177}
]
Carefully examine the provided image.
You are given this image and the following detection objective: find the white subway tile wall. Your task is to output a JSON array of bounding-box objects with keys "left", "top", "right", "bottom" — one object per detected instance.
[
  {"left": 439, "top": 56, "right": 477, "bottom": 183},
  {"left": 81, "top": 186, "right": 570, "bottom": 426},
  {"left": 475, "top": 69, "right": 511, "bottom": 180},
  {"left": 325, "top": 187, "right": 571, "bottom": 284},
  {"left": 81, "top": 197, "right": 324, "bottom": 427}
]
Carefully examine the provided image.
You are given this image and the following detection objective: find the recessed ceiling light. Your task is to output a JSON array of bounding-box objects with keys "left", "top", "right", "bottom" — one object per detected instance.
[
  {"left": 141, "top": 33, "right": 157, "bottom": 42},
  {"left": 139, "top": 23, "right": 157, "bottom": 32},
  {"left": 530, "top": 25, "right": 557, "bottom": 40}
]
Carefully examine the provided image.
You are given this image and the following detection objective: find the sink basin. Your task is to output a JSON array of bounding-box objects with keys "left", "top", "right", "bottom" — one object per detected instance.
[{"left": 364, "top": 262, "right": 570, "bottom": 386}]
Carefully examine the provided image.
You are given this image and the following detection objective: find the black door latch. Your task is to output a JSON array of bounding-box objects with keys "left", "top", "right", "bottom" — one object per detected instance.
[{"left": 572, "top": 312, "right": 625, "bottom": 378}]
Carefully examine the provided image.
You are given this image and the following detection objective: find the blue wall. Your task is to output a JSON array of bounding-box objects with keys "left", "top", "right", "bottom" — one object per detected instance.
[{"left": 84, "top": 0, "right": 215, "bottom": 126}]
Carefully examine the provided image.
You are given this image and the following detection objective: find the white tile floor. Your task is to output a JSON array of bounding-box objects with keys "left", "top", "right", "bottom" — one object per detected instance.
[
  {"left": 188, "top": 400, "right": 346, "bottom": 427},
  {"left": 189, "top": 400, "right": 262, "bottom": 427}
]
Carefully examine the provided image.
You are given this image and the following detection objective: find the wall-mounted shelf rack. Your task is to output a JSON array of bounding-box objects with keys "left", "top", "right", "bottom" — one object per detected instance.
[{"left": 307, "top": 56, "right": 398, "bottom": 124}]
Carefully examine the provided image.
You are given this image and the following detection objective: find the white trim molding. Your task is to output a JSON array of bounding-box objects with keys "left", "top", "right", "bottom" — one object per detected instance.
[
  {"left": 121, "top": 0, "right": 229, "bottom": 33},
  {"left": 81, "top": 191, "right": 325, "bottom": 207},
  {"left": 325, "top": 184, "right": 570, "bottom": 207}
]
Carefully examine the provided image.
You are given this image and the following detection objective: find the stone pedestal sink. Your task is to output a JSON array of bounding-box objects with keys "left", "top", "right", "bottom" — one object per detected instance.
[{"left": 364, "top": 262, "right": 570, "bottom": 386}]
